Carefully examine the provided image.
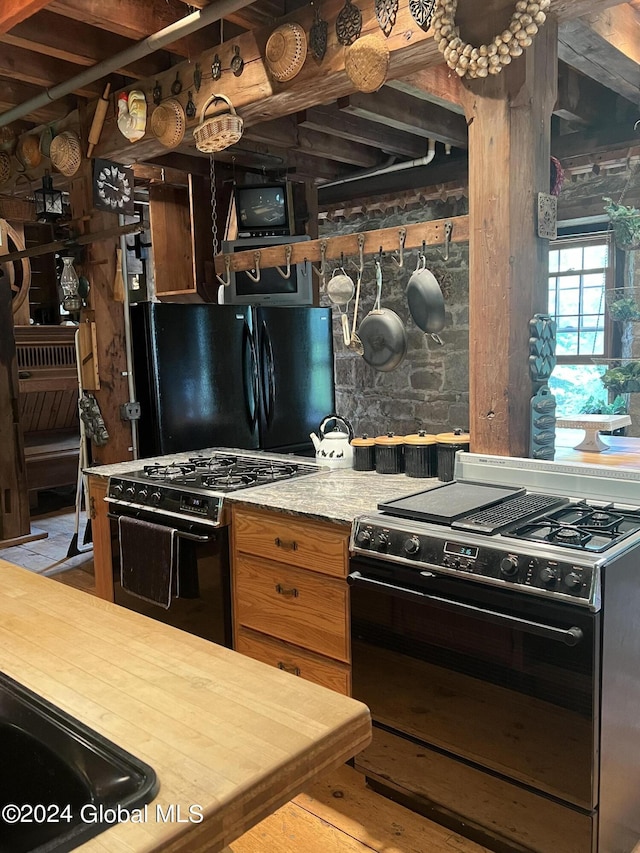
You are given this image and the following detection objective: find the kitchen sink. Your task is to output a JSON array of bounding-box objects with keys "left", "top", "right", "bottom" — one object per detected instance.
[{"left": 0, "top": 671, "right": 158, "bottom": 853}]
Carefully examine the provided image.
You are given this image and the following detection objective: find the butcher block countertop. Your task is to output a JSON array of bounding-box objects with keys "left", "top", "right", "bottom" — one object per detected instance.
[{"left": 0, "top": 560, "right": 372, "bottom": 852}]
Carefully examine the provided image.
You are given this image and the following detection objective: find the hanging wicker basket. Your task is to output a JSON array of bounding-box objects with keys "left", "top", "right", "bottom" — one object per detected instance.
[
  {"left": 0, "top": 151, "right": 10, "bottom": 186},
  {"left": 265, "top": 22, "right": 308, "bottom": 82},
  {"left": 193, "top": 94, "right": 243, "bottom": 153},
  {"left": 49, "top": 131, "right": 82, "bottom": 177},
  {"left": 151, "top": 99, "right": 186, "bottom": 149}
]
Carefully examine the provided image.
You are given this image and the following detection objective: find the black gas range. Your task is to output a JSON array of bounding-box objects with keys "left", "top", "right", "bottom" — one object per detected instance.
[{"left": 106, "top": 452, "right": 321, "bottom": 528}]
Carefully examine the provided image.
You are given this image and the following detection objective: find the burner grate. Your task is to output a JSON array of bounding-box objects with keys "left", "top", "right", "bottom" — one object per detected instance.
[{"left": 452, "top": 493, "right": 568, "bottom": 534}]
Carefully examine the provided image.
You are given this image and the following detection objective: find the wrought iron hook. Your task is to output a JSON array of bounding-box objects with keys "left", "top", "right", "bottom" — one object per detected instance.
[
  {"left": 215, "top": 254, "right": 232, "bottom": 287},
  {"left": 390, "top": 227, "right": 406, "bottom": 269},
  {"left": 438, "top": 220, "right": 453, "bottom": 261},
  {"left": 245, "top": 250, "right": 262, "bottom": 283},
  {"left": 275, "top": 244, "right": 293, "bottom": 279}
]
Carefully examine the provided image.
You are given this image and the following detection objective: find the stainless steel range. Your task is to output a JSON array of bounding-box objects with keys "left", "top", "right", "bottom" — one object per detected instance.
[
  {"left": 106, "top": 452, "right": 321, "bottom": 528},
  {"left": 349, "top": 453, "right": 640, "bottom": 853}
]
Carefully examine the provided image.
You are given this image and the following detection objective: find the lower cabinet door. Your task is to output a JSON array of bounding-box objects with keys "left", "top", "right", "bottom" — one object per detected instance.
[{"left": 236, "top": 627, "right": 351, "bottom": 695}]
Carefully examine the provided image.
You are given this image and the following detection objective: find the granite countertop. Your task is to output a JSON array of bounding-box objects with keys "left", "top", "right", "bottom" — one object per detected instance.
[{"left": 85, "top": 448, "right": 437, "bottom": 526}]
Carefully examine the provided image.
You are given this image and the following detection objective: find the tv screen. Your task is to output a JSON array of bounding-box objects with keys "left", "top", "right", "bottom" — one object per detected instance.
[{"left": 234, "top": 184, "right": 291, "bottom": 236}]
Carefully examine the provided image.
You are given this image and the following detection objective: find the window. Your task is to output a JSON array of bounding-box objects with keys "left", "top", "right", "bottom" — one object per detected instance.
[{"left": 547, "top": 232, "right": 616, "bottom": 415}]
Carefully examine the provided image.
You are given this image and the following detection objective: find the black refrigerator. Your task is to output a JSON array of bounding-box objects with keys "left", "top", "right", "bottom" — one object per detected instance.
[{"left": 130, "top": 302, "right": 335, "bottom": 458}]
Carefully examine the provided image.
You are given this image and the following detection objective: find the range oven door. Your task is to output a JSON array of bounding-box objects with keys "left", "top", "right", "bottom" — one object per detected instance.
[{"left": 349, "top": 557, "right": 599, "bottom": 853}]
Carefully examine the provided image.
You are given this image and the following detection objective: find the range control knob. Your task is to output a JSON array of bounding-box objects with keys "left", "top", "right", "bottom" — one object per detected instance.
[
  {"left": 112, "top": 483, "right": 123, "bottom": 496},
  {"left": 125, "top": 486, "right": 136, "bottom": 499},
  {"left": 539, "top": 566, "right": 559, "bottom": 586},
  {"left": 565, "top": 572, "right": 583, "bottom": 591},
  {"left": 355, "top": 529, "right": 372, "bottom": 547},
  {"left": 376, "top": 532, "right": 390, "bottom": 550},
  {"left": 403, "top": 537, "right": 420, "bottom": 556},
  {"left": 149, "top": 491, "right": 162, "bottom": 506},
  {"left": 138, "top": 487, "right": 149, "bottom": 501},
  {"left": 500, "top": 556, "right": 519, "bottom": 578}
]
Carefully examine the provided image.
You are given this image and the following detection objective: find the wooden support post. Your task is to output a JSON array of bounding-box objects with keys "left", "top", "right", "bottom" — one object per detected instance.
[
  {"left": 460, "top": 18, "right": 558, "bottom": 457},
  {"left": 0, "top": 221, "right": 30, "bottom": 540}
]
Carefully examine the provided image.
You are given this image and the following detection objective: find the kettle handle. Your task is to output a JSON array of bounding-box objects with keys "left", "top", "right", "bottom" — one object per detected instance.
[{"left": 318, "top": 414, "right": 354, "bottom": 440}]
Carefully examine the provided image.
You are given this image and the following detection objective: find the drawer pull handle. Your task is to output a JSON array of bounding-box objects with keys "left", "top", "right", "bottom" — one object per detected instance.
[
  {"left": 277, "top": 662, "right": 301, "bottom": 676},
  {"left": 275, "top": 584, "right": 299, "bottom": 597},
  {"left": 274, "top": 537, "right": 298, "bottom": 551}
]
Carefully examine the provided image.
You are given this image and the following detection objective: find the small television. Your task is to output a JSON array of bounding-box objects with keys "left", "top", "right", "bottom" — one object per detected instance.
[
  {"left": 234, "top": 182, "right": 293, "bottom": 238},
  {"left": 220, "top": 235, "right": 313, "bottom": 307}
]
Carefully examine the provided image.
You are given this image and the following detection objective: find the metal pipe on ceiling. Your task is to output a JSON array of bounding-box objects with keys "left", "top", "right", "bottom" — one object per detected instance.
[
  {"left": 0, "top": 0, "right": 255, "bottom": 128},
  {"left": 323, "top": 139, "right": 438, "bottom": 189}
]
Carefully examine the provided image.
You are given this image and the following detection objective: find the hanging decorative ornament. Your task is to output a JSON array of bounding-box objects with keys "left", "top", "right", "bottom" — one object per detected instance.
[
  {"left": 185, "top": 91, "right": 197, "bottom": 120},
  {"left": 193, "top": 63, "right": 202, "bottom": 92},
  {"left": 336, "top": 0, "right": 362, "bottom": 46},
  {"left": 211, "top": 54, "right": 222, "bottom": 81},
  {"left": 432, "top": 0, "right": 550, "bottom": 79},
  {"left": 409, "top": 0, "right": 436, "bottom": 32},
  {"left": 230, "top": 45, "right": 245, "bottom": 77},
  {"left": 375, "top": 0, "right": 398, "bottom": 37},
  {"left": 309, "top": 2, "right": 328, "bottom": 61},
  {"left": 153, "top": 80, "right": 162, "bottom": 106}
]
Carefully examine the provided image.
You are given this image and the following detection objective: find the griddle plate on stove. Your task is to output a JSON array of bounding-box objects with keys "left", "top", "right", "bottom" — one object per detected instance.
[{"left": 378, "top": 481, "right": 525, "bottom": 524}]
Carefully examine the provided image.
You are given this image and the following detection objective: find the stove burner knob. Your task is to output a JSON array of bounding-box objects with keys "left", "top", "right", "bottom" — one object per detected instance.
[
  {"left": 355, "top": 529, "right": 372, "bottom": 547},
  {"left": 112, "top": 483, "right": 123, "bottom": 496},
  {"left": 565, "top": 572, "right": 583, "bottom": 591},
  {"left": 138, "top": 487, "right": 149, "bottom": 501},
  {"left": 403, "top": 537, "right": 420, "bottom": 556},
  {"left": 149, "top": 491, "right": 162, "bottom": 506},
  {"left": 125, "top": 486, "right": 135, "bottom": 499},
  {"left": 539, "top": 566, "right": 559, "bottom": 586},
  {"left": 500, "top": 556, "right": 519, "bottom": 578},
  {"left": 376, "top": 533, "right": 390, "bottom": 550}
]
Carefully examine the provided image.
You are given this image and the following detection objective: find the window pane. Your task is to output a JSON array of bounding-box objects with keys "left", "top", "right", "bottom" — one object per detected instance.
[
  {"left": 583, "top": 244, "right": 608, "bottom": 269},
  {"left": 558, "top": 283, "right": 580, "bottom": 315},
  {"left": 548, "top": 364, "right": 609, "bottom": 416},
  {"left": 556, "top": 331, "right": 578, "bottom": 355},
  {"left": 548, "top": 288, "right": 556, "bottom": 314},
  {"left": 559, "top": 247, "right": 583, "bottom": 272},
  {"left": 583, "top": 272, "right": 605, "bottom": 288},
  {"left": 549, "top": 250, "right": 559, "bottom": 274},
  {"left": 578, "top": 330, "right": 603, "bottom": 354},
  {"left": 582, "top": 288, "right": 605, "bottom": 315}
]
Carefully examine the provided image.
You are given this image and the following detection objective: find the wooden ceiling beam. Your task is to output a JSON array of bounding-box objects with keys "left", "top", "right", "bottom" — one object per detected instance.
[
  {"left": 339, "top": 89, "right": 469, "bottom": 149},
  {"left": 552, "top": 123, "right": 640, "bottom": 161},
  {"left": 0, "top": 79, "right": 74, "bottom": 123},
  {"left": 555, "top": 63, "right": 636, "bottom": 126},
  {"left": 0, "top": 43, "right": 104, "bottom": 98},
  {"left": 296, "top": 106, "right": 428, "bottom": 159},
  {"left": 0, "top": 0, "right": 52, "bottom": 34},
  {"left": 558, "top": 17, "right": 640, "bottom": 106},
  {"left": 387, "top": 65, "right": 465, "bottom": 114},
  {"left": 48, "top": 0, "right": 216, "bottom": 58},
  {"left": 0, "top": 11, "right": 173, "bottom": 80}
]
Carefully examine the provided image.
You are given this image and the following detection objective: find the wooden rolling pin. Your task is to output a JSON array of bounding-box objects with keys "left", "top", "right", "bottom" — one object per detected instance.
[
  {"left": 113, "top": 247, "right": 125, "bottom": 302},
  {"left": 87, "top": 83, "right": 111, "bottom": 158}
]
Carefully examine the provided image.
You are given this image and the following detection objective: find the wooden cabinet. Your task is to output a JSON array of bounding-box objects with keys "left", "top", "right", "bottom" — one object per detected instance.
[
  {"left": 87, "top": 474, "right": 114, "bottom": 602},
  {"left": 232, "top": 506, "right": 351, "bottom": 695}
]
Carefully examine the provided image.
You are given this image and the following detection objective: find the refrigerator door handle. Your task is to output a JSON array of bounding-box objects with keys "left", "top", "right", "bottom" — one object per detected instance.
[
  {"left": 261, "top": 320, "right": 276, "bottom": 426},
  {"left": 243, "top": 320, "right": 259, "bottom": 431}
]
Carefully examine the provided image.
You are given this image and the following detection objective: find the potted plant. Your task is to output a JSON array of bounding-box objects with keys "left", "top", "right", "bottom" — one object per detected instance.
[
  {"left": 608, "top": 295, "right": 640, "bottom": 322},
  {"left": 601, "top": 362, "right": 640, "bottom": 395},
  {"left": 603, "top": 198, "right": 640, "bottom": 251},
  {"left": 580, "top": 394, "right": 628, "bottom": 434}
]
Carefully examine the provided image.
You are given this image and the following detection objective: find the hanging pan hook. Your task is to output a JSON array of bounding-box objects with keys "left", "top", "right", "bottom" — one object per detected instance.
[
  {"left": 215, "top": 254, "right": 232, "bottom": 287},
  {"left": 438, "top": 220, "right": 453, "bottom": 261},
  {"left": 311, "top": 239, "right": 328, "bottom": 288},
  {"left": 391, "top": 227, "right": 406, "bottom": 269},
  {"left": 415, "top": 240, "right": 427, "bottom": 271},
  {"left": 245, "top": 250, "right": 262, "bottom": 283},
  {"left": 275, "top": 244, "right": 293, "bottom": 279}
]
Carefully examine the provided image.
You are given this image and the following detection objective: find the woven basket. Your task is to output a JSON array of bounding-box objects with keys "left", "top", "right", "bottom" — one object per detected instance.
[
  {"left": 50, "top": 131, "right": 82, "bottom": 177},
  {"left": 265, "top": 22, "right": 308, "bottom": 82},
  {"left": 0, "top": 152, "right": 10, "bottom": 186},
  {"left": 151, "top": 99, "right": 186, "bottom": 149},
  {"left": 345, "top": 34, "right": 390, "bottom": 93},
  {"left": 193, "top": 94, "right": 243, "bottom": 153},
  {"left": 16, "top": 135, "right": 42, "bottom": 170}
]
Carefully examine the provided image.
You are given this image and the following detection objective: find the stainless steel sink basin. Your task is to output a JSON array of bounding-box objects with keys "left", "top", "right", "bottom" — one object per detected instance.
[{"left": 0, "top": 671, "right": 158, "bottom": 852}]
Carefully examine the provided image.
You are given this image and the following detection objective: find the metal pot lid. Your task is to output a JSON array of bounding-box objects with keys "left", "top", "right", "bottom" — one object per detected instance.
[{"left": 358, "top": 308, "right": 407, "bottom": 372}]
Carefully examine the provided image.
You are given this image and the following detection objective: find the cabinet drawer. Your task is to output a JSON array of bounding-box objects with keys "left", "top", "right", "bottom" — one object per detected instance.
[
  {"left": 236, "top": 628, "right": 351, "bottom": 695},
  {"left": 234, "top": 555, "right": 349, "bottom": 663},
  {"left": 233, "top": 507, "right": 348, "bottom": 577}
]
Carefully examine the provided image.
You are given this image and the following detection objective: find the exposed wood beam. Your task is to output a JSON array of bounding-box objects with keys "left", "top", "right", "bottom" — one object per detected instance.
[
  {"left": 0, "top": 0, "right": 52, "bottom": 34},
  {"left": 48, "top": 0, "right": 217, "bottom": 58},
  {"left": 552, "top": 122, "right": 640, "bottom": 161},
  {"left": 0, "top": 79, "right": 74, "bottom": 123},
  {"left": 555, "top": 63, "right": 635, "bottom": 126},
  {"left": 387, "top": 65, "right": 465, "bottom": 114},
  {"left": 339, "top": 89, "right": 469, "bottom": 149},
  {"left": 0, "top": 10, "right": 173, "bottom": 80},
  {"left": 558, "top": 17, "right": 640, "bottom": 105},
  {"left": 297, "top": 106, "right": 429, "bottom": 159},
  {"left": 0, "top": 43, "right": 104, "bottom": 98},
  {"left": 585, "top": 4, "right": 640, "bottom": 64}
]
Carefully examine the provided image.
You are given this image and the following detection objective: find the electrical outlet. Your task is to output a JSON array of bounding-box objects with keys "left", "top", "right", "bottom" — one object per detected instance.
[{"left": 120, "top": 402, "right": 141, "bottom": 421}]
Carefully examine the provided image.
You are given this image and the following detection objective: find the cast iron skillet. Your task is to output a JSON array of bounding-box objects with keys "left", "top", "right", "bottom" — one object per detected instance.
[{"left": 357, "top": 261, "right": 407, "bottom": 372}]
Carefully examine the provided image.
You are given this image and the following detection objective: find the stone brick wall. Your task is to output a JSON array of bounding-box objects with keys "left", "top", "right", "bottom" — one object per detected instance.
[{"left": 319, "top": 198, "right": 469, "bottom": 439}]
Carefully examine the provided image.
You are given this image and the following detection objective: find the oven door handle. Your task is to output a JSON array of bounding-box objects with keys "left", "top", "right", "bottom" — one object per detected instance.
[
  {"left": 107, "top": 512, "right": 216, "bottom": 543},
  {"left": 347, "top": 572, "right": 584, "bottom": 647}
]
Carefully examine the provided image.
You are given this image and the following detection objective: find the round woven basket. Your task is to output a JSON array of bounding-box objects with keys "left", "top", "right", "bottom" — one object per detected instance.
[
  {"left": 193, "top": 94, "right": 243, "bottom": 154},
  {"left": 16, "top": 135, "right": 42, "bottom": 170},
  {"left": 0, "top": 152, "right": 10, "bottom": 186},
  {"left": 151, "top": 99, "right": 186, "bottom": 149},
  {"left": 265, "top": 22, "right": 308, "bottom": 82},
  {"left": 345, "top": 34, "right": 390, "bottom": 93},
  {"left": 50, "top": 131, "right": 82, "bottom": 177}
]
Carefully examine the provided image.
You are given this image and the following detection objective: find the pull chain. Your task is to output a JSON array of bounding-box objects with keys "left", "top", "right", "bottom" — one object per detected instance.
[{"left": 210, "top": 153, "right": 219, "bottom": 257}]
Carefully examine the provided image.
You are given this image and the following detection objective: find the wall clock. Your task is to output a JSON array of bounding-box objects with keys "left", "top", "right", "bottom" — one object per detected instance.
[{"left": 93, "top": 159, "right": 134, "bottom": 215}]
